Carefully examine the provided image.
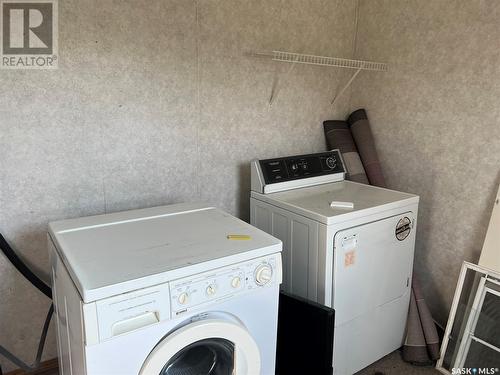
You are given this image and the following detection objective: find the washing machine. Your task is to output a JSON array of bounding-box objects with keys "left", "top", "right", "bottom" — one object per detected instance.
[
  {"left": 48, "top": 203, "right": 282, "bottom": 375},
  {"left": 250, "top": 150, "right": 419, "bottom": 375}
]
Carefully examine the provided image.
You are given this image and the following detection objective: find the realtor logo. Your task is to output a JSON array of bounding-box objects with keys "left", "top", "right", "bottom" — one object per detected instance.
[{"left": 1, "top": 0, "right": 58, "bottom": 68}]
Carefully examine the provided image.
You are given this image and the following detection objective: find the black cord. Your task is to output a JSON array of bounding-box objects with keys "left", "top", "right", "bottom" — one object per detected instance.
[
  {"left": 35, "top": 304, "right": 54, "bottom": 365},
  {"left": 0, "top": 233, "right": 53, "bottom": 371},
  {"left": 0, "top": 305, "right": 53, "bottom": 371},
  {"left": 0, "top": 233, "right": 52, "bottom": 299}
]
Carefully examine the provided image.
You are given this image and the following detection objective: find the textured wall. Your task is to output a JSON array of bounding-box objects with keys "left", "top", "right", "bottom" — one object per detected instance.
[
  {"left": 0, "top": 0, "right": 357, "bottom": 370},
  {"left": 351, "top": 0, "right": 500, "bottom": 324}
]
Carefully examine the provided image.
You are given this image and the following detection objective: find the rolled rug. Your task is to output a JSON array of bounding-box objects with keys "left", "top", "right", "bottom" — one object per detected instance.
[
  {"left": 347, "top": 109, "right": 386, "bottom": 187},
  {"left": 323, "top": 120, "right": 369, "bottom": 184},
  {"left": 402, "top": 274, "right": 440, "bottom": 365},
  {"left": 402, "top": 289, "right": 431, "bottom": 365},
  {"left": 413, "top": 274, "right": 440, "bottom": 361}
]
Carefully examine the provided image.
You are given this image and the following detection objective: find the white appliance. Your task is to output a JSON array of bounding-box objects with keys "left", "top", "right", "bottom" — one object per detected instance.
[
  {"left": 48, "top": 203, "right": 282, "bottom": 375},
  {"left": 250, "top": 150, "right": 419, "bottom": 375}
]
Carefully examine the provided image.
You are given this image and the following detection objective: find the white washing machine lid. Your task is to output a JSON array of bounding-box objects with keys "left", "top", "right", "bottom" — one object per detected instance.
[
  {"left": 49, "top": 203, "right": 281, "bottom": 302},
  {"left": 251, "top": 180, "right": 419, "bottom": 225}
]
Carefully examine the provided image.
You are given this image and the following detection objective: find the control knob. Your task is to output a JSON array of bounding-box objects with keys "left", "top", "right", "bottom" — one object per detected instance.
[
  {"left": 206, "top": 284, "right": 216, "bottom": 296},
  {"left": 178, "top": 292, "right": 189, "bottom": 305},
  {"left": 231, "top": 276, "right": 241, "bottom": 288},
  {"left": 325, "top": 157, "right": 337, "bottom": 169},
  {"left": 254, "top": 264, "right": 273, "bottom": 286}
]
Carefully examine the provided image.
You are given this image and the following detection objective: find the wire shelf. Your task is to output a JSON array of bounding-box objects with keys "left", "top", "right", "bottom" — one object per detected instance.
[
  {"left": 247, "top": 50, "right": 388, "bottom": 106},
  {"left": 251, "top": 50, "right": 387, "bottom": 71}
]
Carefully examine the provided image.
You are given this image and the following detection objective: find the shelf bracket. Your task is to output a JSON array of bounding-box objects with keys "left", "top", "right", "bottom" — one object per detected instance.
[
  {"left": 269, "top": 55, "right": 299, "bottom": 106},
  {"left": 331, "top": 67, "right": 362, "bottom": 106}
]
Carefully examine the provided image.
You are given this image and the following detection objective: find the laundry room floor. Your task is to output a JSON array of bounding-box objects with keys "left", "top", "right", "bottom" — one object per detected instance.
[{"left": 356, "top": 350, "right": 440, "bottom": 375}]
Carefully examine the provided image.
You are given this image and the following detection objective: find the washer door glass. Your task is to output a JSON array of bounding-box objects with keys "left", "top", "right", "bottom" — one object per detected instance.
[
  {"left": 161, "top": 338, "right": 234, "bottom": 375},
  {"left": 140, "top": 318, "right": 260, "bottom": 375}
]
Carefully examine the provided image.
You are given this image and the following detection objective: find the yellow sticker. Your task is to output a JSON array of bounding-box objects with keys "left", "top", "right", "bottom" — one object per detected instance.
[
  {"left": 227, "top": 234, "right": 251, "bottom": 240},
  {"left": 344, "top": 250, "right": 356, "bottom": 267}
]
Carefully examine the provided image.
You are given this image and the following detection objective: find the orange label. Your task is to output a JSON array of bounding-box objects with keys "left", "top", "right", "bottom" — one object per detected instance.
[{"left": 344, "top": 250, "right": 356, "bottom": 267}]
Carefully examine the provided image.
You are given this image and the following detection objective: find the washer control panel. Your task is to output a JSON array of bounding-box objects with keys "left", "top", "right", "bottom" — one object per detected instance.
[{"left": 170, "top": 255, "right": 280, "bottom": 316}]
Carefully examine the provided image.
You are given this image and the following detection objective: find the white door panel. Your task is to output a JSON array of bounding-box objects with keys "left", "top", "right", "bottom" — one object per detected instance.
[{"left": 333, "top": 212, "right": 415, "bottom": 325}]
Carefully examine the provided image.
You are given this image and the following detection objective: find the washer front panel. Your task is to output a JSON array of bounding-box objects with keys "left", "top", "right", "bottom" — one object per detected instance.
[
  {"left": 170, "top": 254, "right": 280, "bottom": 316},
  {"left": 89, "top": 253, "right": 281, "bottom": 344}
]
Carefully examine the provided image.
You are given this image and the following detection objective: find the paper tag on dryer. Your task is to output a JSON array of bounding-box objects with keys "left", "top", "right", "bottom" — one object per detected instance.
[
  {"left": 344, "top": 250, "right": 356, "bottom": 267},
  {"left": 342, "top": 235, "right": 358, "bottom": 268}
]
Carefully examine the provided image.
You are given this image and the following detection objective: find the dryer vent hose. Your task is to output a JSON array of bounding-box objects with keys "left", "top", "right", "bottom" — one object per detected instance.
[{"left": 0, "top": 233, "right": 53, "bottom": 372}]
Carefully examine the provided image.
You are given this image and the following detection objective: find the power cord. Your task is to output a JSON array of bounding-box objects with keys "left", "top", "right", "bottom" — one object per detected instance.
[
  {"left": 0, "top": 233, "right": 54, "bottom": 373},
  {"left": 0, "top": 234, "right": 51, "bottom": 299}
]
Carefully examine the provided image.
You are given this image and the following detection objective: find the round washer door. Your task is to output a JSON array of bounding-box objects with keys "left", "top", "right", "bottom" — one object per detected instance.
[{"left": 139, "top": 318, "right": 260, "bottom": 375}]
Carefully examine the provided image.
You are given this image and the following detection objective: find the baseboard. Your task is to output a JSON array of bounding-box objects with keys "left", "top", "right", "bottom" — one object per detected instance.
[{"left": 4, "top": 358, "right": 58, "bottom": 375}]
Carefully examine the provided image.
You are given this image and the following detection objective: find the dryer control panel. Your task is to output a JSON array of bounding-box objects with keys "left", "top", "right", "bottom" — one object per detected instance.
[
  {"left": 251, "top": 150, "right": 345, "bottom": 194},
  {"left": 170, "top": 254, "right": 281, "bottom": 316}
]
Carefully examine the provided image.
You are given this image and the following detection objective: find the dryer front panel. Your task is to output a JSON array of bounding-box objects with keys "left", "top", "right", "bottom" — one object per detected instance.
[
  {"left": 331, "top": 212, "right": 416, "bottom": 375},
  {"left": 332, "top": 212, "right": 416, "bottom": 325}
]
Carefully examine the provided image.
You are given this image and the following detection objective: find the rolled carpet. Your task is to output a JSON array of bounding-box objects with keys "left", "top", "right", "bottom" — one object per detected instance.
[
  {"left": 403, "top": 274, "right": 440, "bottom": 364},
  {"left": 323, "top": 120, "right": 369, "bottom": 184},
  {"left": 347, "top": 109, "right": 386, "bottom": 187}
]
